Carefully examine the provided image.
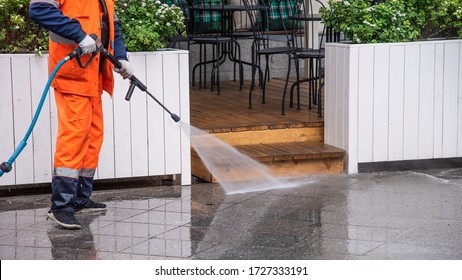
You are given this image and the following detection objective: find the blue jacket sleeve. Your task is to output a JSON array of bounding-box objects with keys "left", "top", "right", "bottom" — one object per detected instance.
[
  {"left": 114, "top": 19, "right": 128, "bottom": 61},
  {"left": 29, "top": 2, "right": 86, "bottom": 43}
]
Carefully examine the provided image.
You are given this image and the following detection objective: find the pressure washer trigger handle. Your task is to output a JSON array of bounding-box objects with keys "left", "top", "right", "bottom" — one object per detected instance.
[{"left": 89, "top": 34, "right": 104, "bottom": 53}]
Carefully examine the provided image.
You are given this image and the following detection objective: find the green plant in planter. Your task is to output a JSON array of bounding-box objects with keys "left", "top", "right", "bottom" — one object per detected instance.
[
  {"left": 320, "top": 0, "right": 462, "bottom": 44},
  {"left": 0, "top": 0, "right": 48, "bottom": 54},
  {"left": 409, "top": 0, "right": 462, "bottom": 38},
  {"left": 116, "top": 0, "right": 186, "bottom": 52}
]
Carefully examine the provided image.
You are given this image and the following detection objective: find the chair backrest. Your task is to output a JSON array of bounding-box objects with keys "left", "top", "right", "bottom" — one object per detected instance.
[
  {"left": 243, "top": 0, "right": 298, "bottom": 42},
  {"left": 290, "top": 0, "right": 332, "bottom": 52},
  {"left": 263, "top": 0, "right": 298, "bottom": 31},
  {"left": 229, "top": 0, "right": 252, "bottom": 32},
  {"left": 242, "top": 0, "right": 264, "bottom": 35},
  {"left": 188, "top": 0, "right": 227, "bottom": 35}
]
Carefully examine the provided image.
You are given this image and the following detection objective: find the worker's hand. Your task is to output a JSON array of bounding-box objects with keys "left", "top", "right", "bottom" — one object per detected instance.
[
  {"left": 78, "top": 35, "right": 97, "bottom": 55},
  {"left": 113, "top": 60, "right": 133, "bottom": 79}
]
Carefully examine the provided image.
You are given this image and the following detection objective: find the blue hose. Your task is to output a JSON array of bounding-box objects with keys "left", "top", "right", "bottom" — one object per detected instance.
[{"left": 0, "top": 56, "right": 71, "bottom": 177}]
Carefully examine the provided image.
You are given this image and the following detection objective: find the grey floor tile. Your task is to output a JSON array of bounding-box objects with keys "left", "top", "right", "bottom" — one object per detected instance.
[{"left": 1, "top": 168, "right": 462, "bottom": 260}]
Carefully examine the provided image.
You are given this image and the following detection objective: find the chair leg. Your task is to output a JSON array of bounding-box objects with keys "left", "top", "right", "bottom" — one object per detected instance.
[
  {"left": 216, "top": 43, "right": 221, "bottom": 95},
  {"left": 249, "top": 64, "right": 255, "bottom": 109},
  {"left": 234, "top": 41, "right": 243, "bottom": 90},
  {"left": 249, "top": 43, "right": 257, "bottom": 110},
  {"left": 262, "top": 55, "right": 270, "bottom": 104},
  {"left": 281, "top": 53, "right": 291, "bottom": 116},
  {"left": 257, "top": 51, "right": 263, "bottom": 88},
  {"left": 308, "top": 58, "right": 314, "bottom": 109},
  {"left": 317, "top": 60, "right": 324, "bottom": 118},
  {"left": 290, "top": 57, "right": 296, "bottom": 108},
  {"left": 211, "top": 45, "right": 216, "bottom": 93},
  {"left": 203, "top": 45, "right": 207, "bottom": 89},
  {"left": 233, "top": 42, "right": 237, "bottom": 82},
  {"left": 296, "top": 58, "right": 301, "bottom": 110},
  {"left": 192, "top": 44, "right": 200, "bottom": 88},
  {"left": 318, "top": 82, "right": 324, "bottom": 118}
]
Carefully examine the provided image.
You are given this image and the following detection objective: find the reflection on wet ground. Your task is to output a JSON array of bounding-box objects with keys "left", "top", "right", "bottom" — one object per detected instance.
[{"left": 1, "top": 168, "right": 462, "bottom": 260}]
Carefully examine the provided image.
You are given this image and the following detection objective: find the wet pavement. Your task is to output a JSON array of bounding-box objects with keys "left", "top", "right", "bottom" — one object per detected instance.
[{"left": 1, "top": 168, "right": 462, "bottom": 260}]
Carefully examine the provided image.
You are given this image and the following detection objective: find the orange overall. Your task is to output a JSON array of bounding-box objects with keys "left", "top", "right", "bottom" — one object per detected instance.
[{"left": 45, "top": 0, "right": 116, "bottom": 212}]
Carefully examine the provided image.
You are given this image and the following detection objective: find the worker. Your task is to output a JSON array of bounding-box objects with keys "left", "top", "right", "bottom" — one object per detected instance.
[{"left": 29, "top": 0, "right": 133, "bottom": 229}]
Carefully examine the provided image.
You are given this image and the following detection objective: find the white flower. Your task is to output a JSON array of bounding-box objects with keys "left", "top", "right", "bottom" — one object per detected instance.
[
  {"left": 166, "top": 22, "right": 171, "bottom": 26},
  {"left": 343, "top": 1, "right": 350, "bottom": 6}
]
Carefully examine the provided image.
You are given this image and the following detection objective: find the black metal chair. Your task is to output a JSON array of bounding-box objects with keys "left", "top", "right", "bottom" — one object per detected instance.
[
  {"left": 289, "top": 0, "right": 339, "bottom": 117},
  {"left": 188, "top": 0, "right": 243, "bottom": 94},
  {"left": 243, "top": 0, "right": 299, "bottom": 115}
]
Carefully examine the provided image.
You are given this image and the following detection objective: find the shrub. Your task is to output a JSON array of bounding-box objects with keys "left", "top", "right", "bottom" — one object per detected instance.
[
  {"left": 115, "top": 0, "right": 186, "bottom": 52},
  {"left": 0, "top": 0, "right": 186, "bottom": 53},
  {"left": 0, "top": 0, "right": 48, "bottom": 54},
  {"left": 320, "top": 0, "right": 462, "bottom": 44}
]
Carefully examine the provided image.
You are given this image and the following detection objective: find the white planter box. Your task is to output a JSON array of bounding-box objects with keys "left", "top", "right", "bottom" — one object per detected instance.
[
  {"left": 325, "top": 39, "right": 462, "bottom": 173},
  {"left": 0, "top": 50, "right": 191, "bottom": 186}
]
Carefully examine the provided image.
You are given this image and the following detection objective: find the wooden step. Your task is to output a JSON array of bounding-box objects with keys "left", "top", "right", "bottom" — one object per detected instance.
[
  {"left": 192, "top": 141, "right": 345, "bottom": 183},
  {"left": 211, "top": 126, "right": 324, "bottom": 145}
]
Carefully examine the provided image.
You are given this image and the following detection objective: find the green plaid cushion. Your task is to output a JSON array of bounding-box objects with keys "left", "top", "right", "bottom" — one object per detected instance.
[
  {"left": 163, "top": 0, "right": 188, "bottom": 5},
  {"left": 262, "top": 0, "right": 298, "bottom": 31},
  {"left": 190, "top": 0, "right": 226, "bottom": 23},
  {"left": 190, "top": 0, "right": 229, "bottom": 33}
]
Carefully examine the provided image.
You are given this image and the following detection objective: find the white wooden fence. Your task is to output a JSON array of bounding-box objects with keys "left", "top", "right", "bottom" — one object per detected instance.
[
  {"left": 325, "top": 39, "right": 462, "bottom": 173},
  {"left": 0, "top": 50, "right": 191, "bottom": 186}
]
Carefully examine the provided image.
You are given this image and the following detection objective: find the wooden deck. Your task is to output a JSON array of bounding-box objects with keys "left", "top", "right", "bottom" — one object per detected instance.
[
  {"left": 189, "top": 78, "right": 345, "bottom": 181},
  {"left": 190, "top": 78, "right": 323, "bottom": 132}
]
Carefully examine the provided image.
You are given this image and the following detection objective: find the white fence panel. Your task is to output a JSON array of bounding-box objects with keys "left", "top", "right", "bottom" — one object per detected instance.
[
  {"left": 325, "top": 39, "right": 462, "bottom": 173},
  {"left": 30, "top": 56, "right": 53, "bottom": 183},
  {"left": 388, "top": 45, "right": 405, "bottom": 161},
  {"left": 357, "top": 46, "right": 374, "bottom": 163},
  {"left": 146, "top": 53, "right": 166, "bottom": 176},
  {"left": 11, "top": 57, "right": 34, "bottom": 184},
  {"left": 127, "top": 54, "right": 149, "bottom": 177},
  {"left": 0, "top": 50, "right": 191, "bottom": 186},
  {"left": 402, "top": 44, "right": 420, "bottom": 160},
  {"left": 0, "top": 57, "right": 15, "bottom": 186},
  {"left": 442, "top": 43, "right": 460, "bottom": 157}
]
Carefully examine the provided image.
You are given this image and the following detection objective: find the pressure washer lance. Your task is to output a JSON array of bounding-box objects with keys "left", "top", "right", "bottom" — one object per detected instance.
[{"left": 99, "top": 47, "right": 181, "bottom": 123}]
